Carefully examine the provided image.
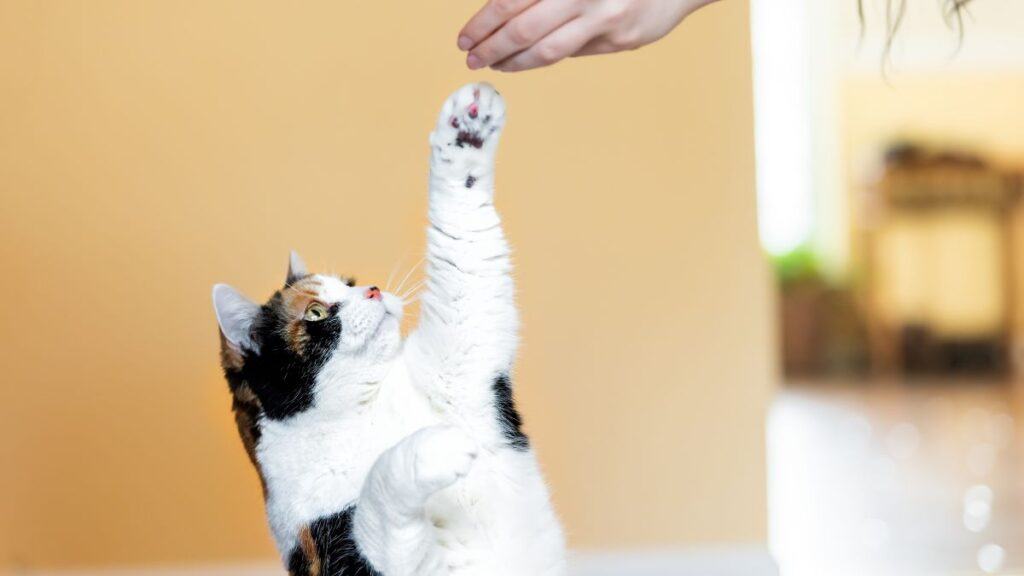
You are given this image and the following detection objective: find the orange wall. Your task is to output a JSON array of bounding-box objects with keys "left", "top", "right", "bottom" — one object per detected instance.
[{"left": 0, "top": 0, "right": 771, "bottom": 568}]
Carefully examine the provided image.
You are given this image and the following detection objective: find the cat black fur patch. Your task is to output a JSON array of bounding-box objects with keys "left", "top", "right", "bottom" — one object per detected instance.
[
  {"left": 288, "top": 507, "right": 380, "bottom": 576},
  {"left": 493, "top": 373, "right": 529, "bottom": 450},
  {"left": 224, "top": 293, "right": 342, "bottom": 420}
]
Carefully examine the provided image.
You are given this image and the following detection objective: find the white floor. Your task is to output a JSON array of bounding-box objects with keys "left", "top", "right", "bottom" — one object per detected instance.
[
  {"left": 13, "top": 548, "right": 777, "bottom": 576},
  {"left": 770, "top": 381, "right": 1024, "bottom": 576},
  {"left": 570, "top": 548, "right": 778, "bottom": 575}
]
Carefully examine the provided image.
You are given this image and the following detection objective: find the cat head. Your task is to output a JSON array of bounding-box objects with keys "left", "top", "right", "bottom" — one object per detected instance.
[{"left": 212, "top": 251, "right": 403, "bottom": 421}]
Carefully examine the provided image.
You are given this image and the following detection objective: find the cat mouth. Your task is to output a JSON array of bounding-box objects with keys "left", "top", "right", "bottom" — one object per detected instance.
[
  {"left": 372, "top": 304, "right": 399, "bottom": 334},
  {"left": 381, "top": 295, "right": 404, "bottom": 318}
]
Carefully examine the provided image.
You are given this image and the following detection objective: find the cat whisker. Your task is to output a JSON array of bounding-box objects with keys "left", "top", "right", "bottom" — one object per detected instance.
[
  {"left": 399, "top": 281, "right": 426, "bottom": 302},
  {"left": 401, "top": 292, "right": 422, "bottom": 304},
  {"left": 385, "top": 255, "right": 409, "bottom": 292},
  {"left": 393, "top": 256, "right": 424, "bottom": 295}
]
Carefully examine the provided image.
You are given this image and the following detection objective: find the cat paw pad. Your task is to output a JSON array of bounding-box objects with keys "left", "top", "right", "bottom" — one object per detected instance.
[{"left": 432, "top": 83, "right": 506, "bottom": 154}]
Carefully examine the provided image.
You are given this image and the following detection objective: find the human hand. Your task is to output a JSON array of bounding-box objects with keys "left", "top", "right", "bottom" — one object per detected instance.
[{"left": 457, "top": 0, "right": 719, "bottom": 72}]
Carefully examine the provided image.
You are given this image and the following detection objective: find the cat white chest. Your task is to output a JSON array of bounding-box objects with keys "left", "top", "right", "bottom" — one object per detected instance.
[
  {"left": 256, "top": 355, "right": 437, "bottom": 554},
  {"left": 258, "top": 411, "right": 371, "bottom": 552}
]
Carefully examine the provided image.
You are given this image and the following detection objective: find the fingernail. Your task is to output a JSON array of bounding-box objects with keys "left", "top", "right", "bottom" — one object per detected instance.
[
  {"left": 457, "top": 35, "right": 473, "bottom": 51},
  {"left": 467, "top": 54, "right": 483, "bottom": 70}
]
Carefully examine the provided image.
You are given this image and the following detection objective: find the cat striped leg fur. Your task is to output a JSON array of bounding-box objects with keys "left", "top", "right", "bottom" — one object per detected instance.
[{"left": 408, "top": 83, "right": 522, "bottom": 449}]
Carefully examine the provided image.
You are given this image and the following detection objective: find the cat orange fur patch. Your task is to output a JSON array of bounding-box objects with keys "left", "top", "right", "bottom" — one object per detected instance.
[
  {"left": 299, "top": 526, "right": 321, "bottom": 576},
  {"left": 287, "top": 320, "right": 310, "bottom": 355},
  {"left": 279, "top": 279, "right": 326, "bottom": 355},
  {"left": 231, "top": 383, "right": 268, "bottom": 497},
  {"left": 219, "top": 332, "right": 245, "bottom": 370}
]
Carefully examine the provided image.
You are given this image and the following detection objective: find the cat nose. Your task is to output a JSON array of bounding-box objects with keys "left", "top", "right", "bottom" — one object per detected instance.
[{"left": 365, "top": 286, "right": 382, "bottom": 301}]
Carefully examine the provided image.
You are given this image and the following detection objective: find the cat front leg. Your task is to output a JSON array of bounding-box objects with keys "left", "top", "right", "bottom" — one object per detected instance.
[
  {"left": 408, "top": 83, "right": 520, "bottom": 430},
  {"left": 353, "top": 426, "right": 479, "bottom": 576}
]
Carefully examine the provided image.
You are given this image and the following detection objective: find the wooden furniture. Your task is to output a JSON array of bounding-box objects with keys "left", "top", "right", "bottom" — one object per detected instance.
[{"left": 861, "top": 145, "right": 1022, "bottom": 375}]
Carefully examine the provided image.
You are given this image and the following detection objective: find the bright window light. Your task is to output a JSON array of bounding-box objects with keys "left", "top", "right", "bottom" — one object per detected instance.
[{"left": 750, "top": 0, "right": 816, "bottom": 256}]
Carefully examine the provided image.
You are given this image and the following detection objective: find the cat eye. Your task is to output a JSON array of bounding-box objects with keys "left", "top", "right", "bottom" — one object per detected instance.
[{"left": 304, "top": 302, "right": 329, "bottom": 322}]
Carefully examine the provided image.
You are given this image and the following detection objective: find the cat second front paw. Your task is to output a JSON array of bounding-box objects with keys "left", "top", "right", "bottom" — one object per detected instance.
[
  {"left": 430, "top": 83, "right": 506, "bottom": 170},
  {"left": 409, "top": 425, "right": 479, "bottom": 496}
]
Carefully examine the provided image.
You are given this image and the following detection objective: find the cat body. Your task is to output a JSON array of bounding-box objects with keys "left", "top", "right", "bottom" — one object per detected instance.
[{"left": 213, "top": 84, "right": 566, "bottom": 576}]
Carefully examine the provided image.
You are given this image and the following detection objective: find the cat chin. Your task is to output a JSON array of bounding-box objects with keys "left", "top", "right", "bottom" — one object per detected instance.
[
  {"left": 343, "top": 313, "right": 401, "bottom": 360},
  {"left": 373, "top": 314, "right": 402, "bottom": 352}
]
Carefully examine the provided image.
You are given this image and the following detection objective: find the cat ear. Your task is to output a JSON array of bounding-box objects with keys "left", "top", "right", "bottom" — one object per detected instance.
[
  {"left": 287, "top": 250, "right": 309, "bottom": 285},
  {"left": 212, "top": 284, "right": 260, "bottom": 353}
]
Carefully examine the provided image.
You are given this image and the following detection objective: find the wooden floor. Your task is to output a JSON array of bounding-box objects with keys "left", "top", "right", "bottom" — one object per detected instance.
[{"left": 770, "top": 380, "right": 1024, "bottom": 576}]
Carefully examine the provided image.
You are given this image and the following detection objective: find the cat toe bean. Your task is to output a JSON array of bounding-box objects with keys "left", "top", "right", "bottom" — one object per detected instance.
[{"left": 432, "top": 82, "right": 506, "bottom": 157}]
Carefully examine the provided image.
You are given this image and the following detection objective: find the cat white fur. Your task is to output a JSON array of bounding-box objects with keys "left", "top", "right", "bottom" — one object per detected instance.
[{"left": 216, "top": 83, "right": 566, "bottom": 576}]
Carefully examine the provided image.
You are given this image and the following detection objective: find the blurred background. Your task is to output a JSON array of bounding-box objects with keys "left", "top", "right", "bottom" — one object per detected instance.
[
  {"left": 756, "top": 1, "right": 1024, "bottom": 575},
  {"left": 0, "top": 1, "right": 1020, "bottom": 575}
]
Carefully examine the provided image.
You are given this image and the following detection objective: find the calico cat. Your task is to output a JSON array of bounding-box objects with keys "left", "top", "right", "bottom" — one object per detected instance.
[{"left": 212, "top": 83, "right": 566, "bottom": 576}]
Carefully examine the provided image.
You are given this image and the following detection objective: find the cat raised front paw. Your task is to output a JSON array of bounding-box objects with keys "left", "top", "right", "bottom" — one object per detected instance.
[{"left": 431, "top": 83, "right": 506, "bottom": 162}]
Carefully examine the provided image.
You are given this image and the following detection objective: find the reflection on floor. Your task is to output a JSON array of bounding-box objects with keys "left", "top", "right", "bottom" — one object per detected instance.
[{"left": 770, "top": 380, "right": 1024, "bottom": 576}]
